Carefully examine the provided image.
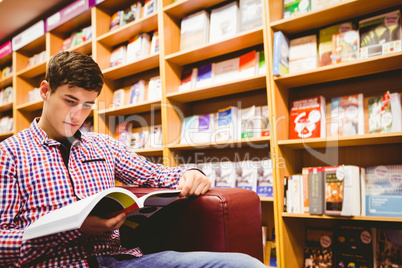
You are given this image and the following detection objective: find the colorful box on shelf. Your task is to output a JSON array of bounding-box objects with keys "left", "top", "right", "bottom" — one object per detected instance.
[
  {"left": 12, "top": 20, "right": 45, "bottom": 51},
  {"left": 46, "top": 0, "right": 91, "bottom": 32},
  {"left": 0, "top": 41, "right": 12, "bottom": 60}
]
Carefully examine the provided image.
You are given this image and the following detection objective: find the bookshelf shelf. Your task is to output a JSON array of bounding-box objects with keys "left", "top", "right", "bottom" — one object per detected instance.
[
  {"left": 97, "top": 100, "right": 162, "bottom": 116},
  {"left": 16, "top": 100, "right": 44, "bottom": 112},
  {"left": 102, "top": 53, "right": 160, "bottom": 80},
  {"left": 0, "top": 131, "right": 14, "bottom": 140},
  {"left": 282, "top": 213, "right": 402, "bottom": 223},
  {"left": 167, "top": 74, "right": 267, "bottom": 103},
  {"left": 69, "top": 39, "right": 92, "bottom": 55},
  {"left": 0, "top": 102, "right": 13, "bottom": 112},
  {"left": 0, "top": 75, "right": 12, "bottom": 88},
  {"left": 16, "top": 61, "right": 47, "bottom": 80},
  {"left": 131, "top": 148, "right": 163, "bottom": 157},
  {"left": 165, "top": 27, "right": 264, "bottom": 66},
  {"left": 260, "top": 197, "right": 274, "bottom": 202},
  {"left": 169, "top": 136, "right": 271, "bottom": 150},
  {"left": 274, "top": 52, "right": 402, "bottom": 88},
  {"left": 163, "top": 0, "right": 227, "bottom": 18},
  {"left": 269, "top": 0, "right": 402, "bottom": 35}
]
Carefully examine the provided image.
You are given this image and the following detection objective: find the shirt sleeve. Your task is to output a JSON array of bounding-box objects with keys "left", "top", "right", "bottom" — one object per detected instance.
[
  {"left": 104, "top": 135, "right": 189, "bottom": 187},
  {"left": 0, "top": 145, "right": 83, "bottom": 266}
]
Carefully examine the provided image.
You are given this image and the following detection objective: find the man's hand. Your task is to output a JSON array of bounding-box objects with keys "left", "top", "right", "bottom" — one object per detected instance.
[
  {"left": 79, "top": 213, "right": 126, "bottom": 236},
  {"left": 176, "top": 169, "right": 211, "bottom": 197}
]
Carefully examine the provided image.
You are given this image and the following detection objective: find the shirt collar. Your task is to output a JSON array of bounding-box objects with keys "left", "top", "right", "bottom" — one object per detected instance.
[{"left": 31, "top": 118, "right": 82, "bottom": 147}]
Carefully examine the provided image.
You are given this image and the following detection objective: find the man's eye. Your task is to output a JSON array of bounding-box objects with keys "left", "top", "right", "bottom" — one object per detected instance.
[
  {"left": 83, "top": 103, "right": 93, "bottom": 109},
  {"left": 65, "top": 99, "right": 76, "bottom": 104}
]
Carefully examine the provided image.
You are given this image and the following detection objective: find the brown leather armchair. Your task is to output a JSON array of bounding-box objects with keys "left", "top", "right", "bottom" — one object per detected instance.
[{"left": 119, "top": 187, "right": 264, "bottom": 262}]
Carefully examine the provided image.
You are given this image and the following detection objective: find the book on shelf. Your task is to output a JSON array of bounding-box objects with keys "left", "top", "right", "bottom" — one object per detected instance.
[
  {"left": 196, "top": 63, "right": 214, "bottom": 88},
  {"left": 330, "top": 93, "right": 364, "bottom": 137},
  {"left": 368, "top": 91, "right": 402, "bottom": 134},
  {"left": 192, "top": 113, "right": 215, "bottom": 144},
  {"left": 239, "top": 0, "right": 263, "bottom": 32},
  {"left": 149, "top": 125, "right": 163, "bottom": 149},
  {"left": 129, "top": 80, "right": 145, "bottom": 105},
  {"left": 258, "top": 50, "right": 266, "bottom": 75},
  {"left": 303, "top": 228, "right": 333, "bottom": 268},
  {"left": 150, "top": 30, "right": 159, "bottom": 54},
  {"left": 115, "top": 122, "right": 130, "bottom": 147},
  {"left": 289, "top": 34, "right": 318, "bottom": 73},
  {"left": 261, "top": 105, "right": 270, "bottom": 137},
  {"left": 113, "top": 89, "right": 126, "bottom": 108},
  {"left": 359, "top": 10, "right": 402, "bottom": 59},
  {"left": 332, "top": 30, "right": 359, "bottom": 64},
  {"left": 302, "top": 167, "right": 309, "bottom": 213},
  {"left": 180, "top": 10, "right": 210, "bottom": 51},
  {"left": 22, "top": 187, "right": 181, "bottom": 241},
  {"left": 129, "top": 129, "right": 149, "bottom": 150},
  {"left": 238, "top": 50, "right": 257, "bottom": 78},
  {"left": 256, "top": 159, "right": 273, "bottom": 197},
  {"left": 333, "top": 226, "right": 373, "bottom": 268},
  {"left": 209, "top": 1, "right": 239, "bottom": 43},
  {"left": 288, "top": 174, "right": 303, "bottom": 213},
  {"left": 214, "top": 106, "right": 240, "bottom": 142},
  {"left": 283, "top": 0, "right": 311, "bottom": 19},
  {"left": 364, "top": 165, "right": 402, "bottom": 218},
  {"left": 372, "top": 228, "right": 402, "bottom": 267},
  {"left": 214, "top": 161, "right": 236, "bottom": 188},
  {"left": 126, "top": 33, "right": 151, "bottom": 63},
  {"left": 180, "top": 115, "right": 196, "bottom": 144},
  {"left": 235, "top": 160, "right": 257, "bottom": 191},
  {"left": 272, "top": 31, "right": 290, "bottom": 76},
  {"left": 143, "top": 0, "right": 157, "bottom": 17},
  {"left": 123, "top": 2, "right": 142, "bottom": 25},
  {"left": 283, "top": 176, "right": 289, "bottom": 212},
  {"left": 323, "top": 166, "right": 343, "bottom": 216},
  {"left": 110, "top": 10, "right": 124, "bottom": 31},
  {"left": 241, "top": 105, "right": 262, "bottom": 139},
  {"left": 148, "top": 76, "right": 162, "bottom": 101},
  {"left": 289, "top": 96, "right": 326, "bottom": 139},
  {"left": 178, "top": 68, "right": 197, "bottom": 92},
  {"left": 318, "top": 22, "right": 354, "bottom": 67},
  {"left": 311, "top": 0, "right": 340, "bottom": 11},
  {"left": 213, "top": 57, "right": 239, "bottom": 84},
  {"left": 308, "top": 167, "right": 325, "bottom": 215},
  {"left": 110, "top": 45, "right": 127, "bottom": 67}
]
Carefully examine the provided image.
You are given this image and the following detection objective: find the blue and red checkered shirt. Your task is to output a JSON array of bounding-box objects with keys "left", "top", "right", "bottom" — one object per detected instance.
[{"left": 0, "top": 119, "right": 186, "bottom": 267}]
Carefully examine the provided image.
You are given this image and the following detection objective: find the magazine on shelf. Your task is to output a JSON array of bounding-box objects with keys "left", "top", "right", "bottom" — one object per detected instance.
[
  {"left": 23, "top": 187, "right": 181, "bottom": 240},
  {"left": 148, "top": 76, "right": 162, "bottom": 101},
  {"left": 311, "top": 0, "right": 340, "bottom": 11},
  {"left": 272, "top": 31, "right": 290, "bottom": 76},
  {"left": 180, "top": 10, "right": 210, "bottom": 51},
  {"left": 303, "top": 228, "right": 334, "bottom": 268},
  {"left": 372, "top": 228, "right": 402, "bottom": 267},
  {"left": 283, "top": 0, "right": 311, "bottom": 19},
  {"left": 234, "top": 161, "right": 257, "bottom": 191},
  {"left": 239, "top": 0, "right": 263, "bottom": 32},
  {"left": 289, "top": 34, "right": 318, "bottom": 73},
  {"left": 256, "top": 159, "right": 273, "bottom": 197},
  {"left": 129, "top": 80, "right": 145, "bottom": 105},
  {"left": 368, "top": 91, "right": 402, "bottom": 134},
  {"left": 213, "top": 57, "right": 240, "bottom": 84},
  {"left": 332, "top": 30, "right": 359, "bottom": 64},
  {"left": 209, "top": 1, "right": 239, "bottom": 43}
]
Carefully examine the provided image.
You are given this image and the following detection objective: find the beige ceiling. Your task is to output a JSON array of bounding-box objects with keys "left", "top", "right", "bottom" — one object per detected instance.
[{"left": 0, "top": 0, "right": 76, "bottom": 45}]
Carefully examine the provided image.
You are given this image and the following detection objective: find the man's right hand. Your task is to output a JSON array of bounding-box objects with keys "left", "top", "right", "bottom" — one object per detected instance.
[{"left": 79, "top": 213, "right": 126, "bottom": 235}]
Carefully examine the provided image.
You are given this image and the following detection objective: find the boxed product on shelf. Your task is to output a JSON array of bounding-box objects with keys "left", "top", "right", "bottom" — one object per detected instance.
[
  {"left": 129, "top": 80, "right": 145, "bottom": 104},
  {"left": 238, "top": 50, "right": 257, "bottom": 78},
  {"left": 195, "top": 63, "right": 214, "bottom": 88},
  {"left": 330, "top": 93, "right": 364, "bottom": 137},
  {"left": 239, "top": 0, "right": 263, "bottom": 32},
  {"left": 318, "top": 22, "right": 354, "bottom": 67},
  {"left": 178, "top": 68, "right": 197, "bottom": 92},
  {"left": 372, "top": 228, "right": 402, "bottom": 267},
  {"left": 234, "top": 160, "right": 257, "bottom": 191},
  {"left": 303, "top": 228, "right": 334, "bottom": 268},
  {"left": 213, "top": 161, "right": 236, "bottom": 188},
  {"left": 289, "top": 34, "right": 318, "bottom": 73},
  {"left": 180, "top": 113, "right": 215, "bottom": 144},
  {"left": 209, "top": 1, "right": 239, "bottom": 43},
  {"left": 311, "top": 0, "right": 340, "bottom": 11},
  {"left": 213, "top": 57, "right": 240, "bottom": 84},
  {"left": 180, "top": 10, "right": 210, "bottom": 51},
  {"left": 110, "top": 45, "right": 127, "bottom": 67},
  {"left": 240, "top": 105, "right": 262, "bottom": 139},
  {"left": 289, "top": 96, "right": 326, "bottom": 139},
  {"left": 283, "top": 0, "right": 311, "bottom": 19},
  {"left": 364, "top": 165, "right": 402, "bottom": 218},
  {"left": 359, "top": 10, "right": 402, "bottom": 59},
  {"left": 126, "top": 33, "right": 151, "bottom": 63},
  {"left": 368, "top": 91, "right": 402, "bottom": 134},
  {"left": 332, "top": 30, "right": 359, "bottom": 64},
  {"left": 256, "top": 159, "right": 273, "bottom": 197},
  {"left": 147, "top": 76, "right": 162, "bottom": 101},
  {"left": 272, "top": 31, "right": 290, "bottom": 76},
  {"left": 214, "top": 106, "right": 240, "bottom": 142}
]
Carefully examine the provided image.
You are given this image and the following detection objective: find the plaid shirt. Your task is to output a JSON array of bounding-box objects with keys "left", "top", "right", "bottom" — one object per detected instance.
[{"left": 0, "top": 119, "right": 186, "bottom": 267}]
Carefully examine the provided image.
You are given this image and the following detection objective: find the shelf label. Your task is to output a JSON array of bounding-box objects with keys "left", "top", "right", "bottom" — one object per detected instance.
[
  {"left": 0, "top": 41, "right": 12, "bottom": 59},
  {"left": 46, "top": 0, "right": 90, "bottom": 32},
  {"left": 12, "top": 20, "right": 45, "bottom": 51}
]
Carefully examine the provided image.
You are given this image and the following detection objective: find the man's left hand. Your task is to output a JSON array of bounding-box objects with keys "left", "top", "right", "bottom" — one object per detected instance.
[{"left": 176, "top": 170, "right": 211, "bottom": 197}]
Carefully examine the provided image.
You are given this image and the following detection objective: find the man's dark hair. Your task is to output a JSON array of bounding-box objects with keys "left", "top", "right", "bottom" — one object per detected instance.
[{"left": 45, "top": 51, "right": 104, "bottom": 94}]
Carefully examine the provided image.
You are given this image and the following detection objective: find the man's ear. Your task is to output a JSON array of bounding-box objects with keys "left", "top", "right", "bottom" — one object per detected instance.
[{"left": 40, "top": 80, "right": 51, "bottom": 101}]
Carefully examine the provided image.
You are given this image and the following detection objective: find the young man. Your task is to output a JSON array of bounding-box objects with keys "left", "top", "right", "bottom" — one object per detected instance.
[{"left": 0, "top": 51, "right": 265, "bottom": 267}]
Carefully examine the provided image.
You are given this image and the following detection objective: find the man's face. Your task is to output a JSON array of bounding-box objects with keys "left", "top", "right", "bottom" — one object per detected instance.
[{"left": 40, "top": 82, "right": 98, "bottom": 140}]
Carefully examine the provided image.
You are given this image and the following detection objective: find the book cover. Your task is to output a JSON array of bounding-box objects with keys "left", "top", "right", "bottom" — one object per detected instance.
[
  {"left": 330, "top": 93, "right": 364, "bottom": 137},
  {"left": 113, "top": 88, "right": 125, "bottom": 108},
  {"left": 364, "top": 165, "right": 402, "bottom": 218},
  {"left": 372, "top": 228, "right": 402, "bottom": 267},
  {"left": 180, "top": 10, "right": 210, "bottom": 51},
  {"left": 341, "top": 165, "right": 362, "bottom": 216},
  {"left": 144, "top": 0, "right": 157, "bottom": 17},
  {"left": 213, "top": 57, "right": 240, "bottom": 84},
  {"left": 110, "top": 10, "right": 123, "bottom": 31},
  {"left": 283, "top": 0, "right": 311, "bottom": 19},
  {"left": 323, "top": 166, "right": 343, "bottom": 216},
  {"left": 289, "top": 174, "right": 303, "bottom": 213},
  {"left": 22, "top": 187, "right": 181, "bottom": 240},
  {"left": 209, "top": 1, "right": 239, "bottom": 43},
  {"left": 178, "top": 68, "right": 197, "bottom": 92},
  {"left": 196, "top": 63, "right": 214, "bottom": 88},
  {"left": 180, "top": 115, "right": 197, "bottom": 144},
  {"left": 289, "top": 34, "right": 318, "bottom": 73},
  {"left": 368, "top": 91, "right": 402, "bottom": 134},
  {"left": 311, "top": 0, "right": 340, "bottom": 10},
  {"left": 122, "top": 2, "right": 142, "bottom": 26},
  {"left": 273, "top": 31, "right": 290, "bottom": 76},
  {"left": 258, "top": 50, "right": 267, "bottom": 74},
  {"left": 308, "top": 167, "right": 325, "bottom": 215},
  {"left": 192, "top": 113, "right": 215, "bottom": 144},
  {"left": 318, "top": 22, "right": 353, "bottom": 67},
  {"left": 302, "top": 167, "right": 309, "bottom": 213},
  {"left": 359, "top": 10, "right": 402, "bottom": 59},
  {"left": 332, "top": 30, "right": 359, "bottom": 64},
  {"left": 150, "top": 30, "right": 159, "bottom": 54},
  {"left": 115, "top": 122, "right": 130, "bottom": 147},
  {"left": 289, "top": 96, "right": 326, "bottom": 139},
  {"left": 129, "top": 80, "right": 145, "bottom": 104},
  {"left": 110, "top": 45, "right": 127, "bottom": 67},
  {"left": 239, "top": 0, "right": 263, "bottom": 32},
  {"left": 239, "top": 50, "right": 256, "bottom": 78},
  {"left": 261, "top": 105, "right": 270, "bottom": 137},
  {"left": 241, "top": 105, "right": 262, "bottom": 139},
  {"left": 214, "top": 106, "right": 240, "bottom": 142},
  {"left": 148, "top": 76, "right": 162, "bottom": 101},
  {"left": 334, "top": 226, "right": 373, "bottom": 268},
  {"left": 150, "top": 125, "right": 163, "bottom": 148},
  {"left": 126, "top": 33, "right": 151, "bottom": 63},
  {"left": 214, "top": 161, "right": 236, "bottom": 188},
  {"left": 256, "top": 159, "right": 273, "bottom": 197},
  {"left": 304, "top": 228, "right": 333, "bottom": 268},
  {"left": 235, "top": 161, "right": 257, "bottom": 191}
]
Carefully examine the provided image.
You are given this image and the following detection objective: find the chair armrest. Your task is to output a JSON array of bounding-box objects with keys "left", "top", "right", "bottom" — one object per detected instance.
[{"left": 119, "top": 187, "right": 264, "bottom": 262}]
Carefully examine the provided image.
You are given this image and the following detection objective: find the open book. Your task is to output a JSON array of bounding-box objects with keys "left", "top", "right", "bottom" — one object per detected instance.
[{"left": 22, "top": 187, "right": 181, "bottom": 241}]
